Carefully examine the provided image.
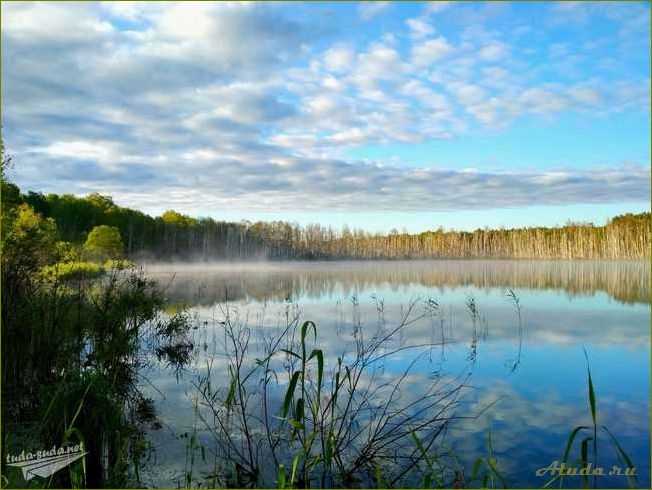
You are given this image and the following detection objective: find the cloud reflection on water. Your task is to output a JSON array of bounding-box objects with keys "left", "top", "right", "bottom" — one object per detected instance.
[{"left": 138, "top": 260, "right": 649, "bottom": 488}]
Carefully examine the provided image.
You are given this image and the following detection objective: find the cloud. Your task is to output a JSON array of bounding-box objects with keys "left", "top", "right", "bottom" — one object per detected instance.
[
  {"left": 1, "top": 2, "right": 114, "bottom": 43},
  {"left": 1, "top": 1, "right": 649, "bottom": 219},
  {"left": 478, "top": 40, "right": 509, "bottom": 61},
  {"left": 323, "top": 43, "right": 355, "bottom": 73},
  {"left": 406, "top": 18, "right": 435, "bottom": 39},
  {"left": 101, "top": 1, "right": 152, "bottom": 21},
  {"left": 17, "top": 141, "right": 651, "bottom": 214},
  {"left": 354, "top": 42, "right": 402, "bottom": 80},
  {"left": 411, "top": 36, "right": 455, "bottom": 66},
  {"left": 424, "top": 1, "right": 454, "bottom": 15},
  {"left": 358, "top": 1, "right": 391, "bottom": 21},
  {"left": 36, "top": 140, "right": 116, "bottom": 163},
  {"left": 568, "top": 86, "right": 602, "bottom": 106},
  {"left": 518, "top": 88, "right": 569, "bottom": 114}
]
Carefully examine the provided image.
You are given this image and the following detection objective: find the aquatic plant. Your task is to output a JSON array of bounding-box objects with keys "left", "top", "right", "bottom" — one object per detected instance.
[
  {"left": 191, "top": 298, "right": 481, "bottom": 488},
  {"left": 545, "top": 350, "right": 637, "bottom": 489}
]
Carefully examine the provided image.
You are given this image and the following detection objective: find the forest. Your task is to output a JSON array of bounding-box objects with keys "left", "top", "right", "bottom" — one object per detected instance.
[{"left": 6, "top": 184, "right": 651, "bottom": 261}]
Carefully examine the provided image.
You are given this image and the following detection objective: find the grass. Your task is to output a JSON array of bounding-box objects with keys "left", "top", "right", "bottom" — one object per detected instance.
[
  {"left": 544, "top": 349, "right": 637, "bottom": 489},
  {"left": 189, "top": 295, "right": 536, "bottom": 488},
  {"left": 39, "top": 261, "right": 104, "bottom": 281},
  {"left": 468, "top": 428, "right": 508, "bottom": 489},
  {"left": 192, "top": 298, "right": 474, "bottom": 488},
  {"left": 38, "top": 258, "right": 135, "bottom": 281},
  {"left": 183, "top": 292, "right": 640, "bottom": 489},
  {"left": 2, "top": 263, "right": 193, "bottom": 488}
]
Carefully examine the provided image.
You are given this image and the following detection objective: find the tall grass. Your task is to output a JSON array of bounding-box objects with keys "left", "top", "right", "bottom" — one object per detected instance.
[
  {"left": 192, "top": 298, "right": 479, "bottom": 488},
  {"left": 1, "top": 264, "right": 193, "bottom": 488},
  {"left": 545, "top": 349, "right": 637, "bottom": 489},
  {"left": 468, "top": 428, "right": 507, "bottom": 489},
  {"left": 505, "top": 289, "right": 523, "bottom": 372},
  {"left": 185, "top": 292, "right": 639, "bottom": 489}
]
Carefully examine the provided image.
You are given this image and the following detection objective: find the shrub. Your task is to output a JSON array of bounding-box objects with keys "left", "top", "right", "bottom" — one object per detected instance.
[
  {"left": 40, "top": 261, "right": 104, "bottom": 281},
  {"left": 84, "top": 225, "right": 124, "bottom": 262}
]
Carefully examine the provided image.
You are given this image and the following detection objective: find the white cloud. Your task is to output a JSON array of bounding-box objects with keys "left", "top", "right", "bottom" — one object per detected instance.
[
  {"left": 481, "top": 67, "right": 509, "bottom": 86},
  {"left": 269, "top": 133, "right": 319, "bottom": 150},
  {"left": 400, "top": 80, "right": 452, "bottom": 114},
  {"left": 478, "top": 40, "right": 509, "bottom": 61},
  {"left": 327, "top": 127, "right": 371, "bottom": 146},
  {"left": 358, "top": 1, "right": 391, "bottom": 21},
  {"left": 350, "top": 42, "right": 403, "bottom": 93},
  {"left": 323, "top": 43, "right": 355, "bottom": 73},
  {"left": 411, "top": 36, "right": 454, "bottom": 66},
  {"left": 518, "top": 88, "right": 569, "bottom": 114},
  {"left": 2, "top": 0, "right": 649, "bottom": 217},
  {"left": 306, "top": 94, "right": 340, "bottom": 116},
  {"left": 33, "top": 155, "right": 650, "bottom": 213},
  {"left": 101, "top": 1, "right": 152, "bottom": 21},
  {"left": 37, "top": 140, "right": 115, "bottom": 162},
  {"left": 322, "top": 76, "right": 345, "bottom": 92},
  {"left": 448, "top": 82, "right": 487, "bottom": 106},
  {"left": 424, "top": 1, "right": 454, "bottom": 15},
  {"left": 406, "top": 18, "right": 434, "bottom": 39},
  {"left": 569, "top": 87, "right": 602, "bottom": 106},
  {"left": 2, "top": 2, "right": 114, "bottom": 42}
]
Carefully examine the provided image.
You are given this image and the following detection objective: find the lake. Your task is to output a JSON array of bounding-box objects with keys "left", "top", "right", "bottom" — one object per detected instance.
[{"left": 139, "top": 260, "right": 650, "bottom": 488}]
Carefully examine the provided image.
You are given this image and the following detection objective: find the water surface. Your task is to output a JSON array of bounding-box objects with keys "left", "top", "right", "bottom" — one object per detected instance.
[{"left": 140, "top": 260, "right": 650, "bottom": 488}]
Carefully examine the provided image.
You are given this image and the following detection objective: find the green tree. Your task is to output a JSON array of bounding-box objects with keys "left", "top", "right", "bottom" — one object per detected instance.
[
  {"left": 2, "top": 203, "right": 59, "bottom": 272},
  {"left": 1, "top": 137, "right": 12, "bottom": 174},
  {"left": 84, "top": 225, "right": 124, "bottom": 262},
  {"left": 1, "top": 140, "right": 22, "bottom": 243},
  {"left": 161, "top": 209, "right": 197, "bottom": 227}
]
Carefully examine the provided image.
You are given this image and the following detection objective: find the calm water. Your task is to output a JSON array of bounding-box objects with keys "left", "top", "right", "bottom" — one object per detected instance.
[{"left": 140, "top": 260, "right": 650, "bottom": 488}]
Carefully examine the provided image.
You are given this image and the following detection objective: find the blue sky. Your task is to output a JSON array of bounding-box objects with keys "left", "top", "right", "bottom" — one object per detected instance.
[{"left": 2, "top": 1, "right": 650, "bottom": 232}]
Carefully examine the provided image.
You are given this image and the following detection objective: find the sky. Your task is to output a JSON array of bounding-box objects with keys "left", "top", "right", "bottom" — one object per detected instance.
[{"left": 1, "top": 1, "right": 650, "bottom": 233}]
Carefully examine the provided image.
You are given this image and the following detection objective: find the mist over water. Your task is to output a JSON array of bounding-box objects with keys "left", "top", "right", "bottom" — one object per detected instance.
[
  {"left": 139, "top": 260, "right": 650, "bottom": 488},
  {"left": 143, "top": 259, "right": 650, "bottom": 305}
]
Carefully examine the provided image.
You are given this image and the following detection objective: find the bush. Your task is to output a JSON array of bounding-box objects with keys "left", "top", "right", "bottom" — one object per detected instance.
[
  {"left": 84, "top": 225, "right": 124, "bottom": 262},
  {"left": 103, "top": 258, "right": 134, "bottom": 270},
  {"left": 40, "top": 261, "right": 104, "bottom": 281}
]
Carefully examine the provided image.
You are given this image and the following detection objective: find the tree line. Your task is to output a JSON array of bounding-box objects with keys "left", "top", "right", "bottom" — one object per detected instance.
[{"left": 14, "top": 188, "right": 649, "bottom": 260}]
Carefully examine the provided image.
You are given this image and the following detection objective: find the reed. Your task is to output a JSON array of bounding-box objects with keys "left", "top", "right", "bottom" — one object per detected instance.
[
  {"left": 1, "top": 259, "right": 193, "bottom": 487},
  {"left": 545, "top": 350, "right": 637, "bottom": 489},
  {"left": 192, "top": 299, "right": 475, "bottom": 488}
]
